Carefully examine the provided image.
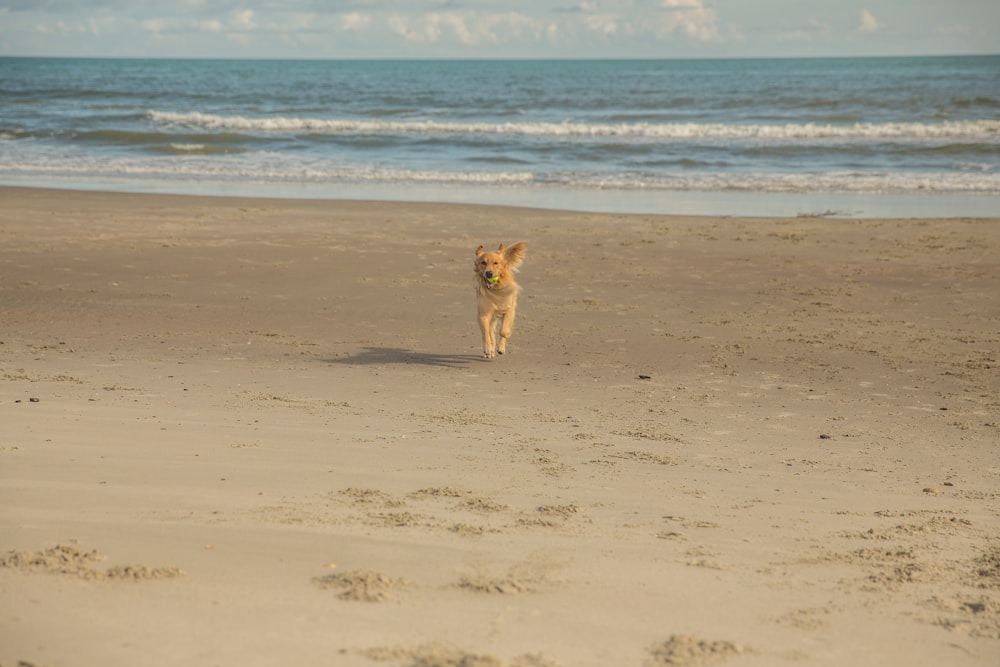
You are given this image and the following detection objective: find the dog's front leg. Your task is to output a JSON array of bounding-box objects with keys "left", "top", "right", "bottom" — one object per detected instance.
[
  {"left": 479, "top": 312, "right": 496, "bottom": 358},
  {"left": 496, "top": 307, "right": 515, "bottom": 355}
]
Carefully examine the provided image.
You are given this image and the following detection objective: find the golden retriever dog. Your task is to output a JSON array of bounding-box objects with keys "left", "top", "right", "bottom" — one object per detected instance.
[{"left": 474, "top": 241, "right": 526, "bottom": 358}]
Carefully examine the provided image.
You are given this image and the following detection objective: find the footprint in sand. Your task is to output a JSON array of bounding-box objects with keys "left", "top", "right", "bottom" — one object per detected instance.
[{"left": 0, "top": 544, "right": 183, "bottom": 581}]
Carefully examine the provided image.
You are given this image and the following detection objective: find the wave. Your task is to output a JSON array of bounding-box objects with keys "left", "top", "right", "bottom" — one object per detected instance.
[
  {"left": 3, "top": 157, "right": 997, "bottom": 195},
  {"left": 0, "top": 159, "right": 536, "bottom": 186},
  {"left": 1, "top": 126, "right": 266, "bottom": 148},
  {"left": 148, "top": 111, "right": 1000, "bottom": 142}
]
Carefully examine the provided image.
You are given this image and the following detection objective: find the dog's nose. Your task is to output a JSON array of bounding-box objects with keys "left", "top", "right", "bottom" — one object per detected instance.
[{"left": 485, "top": 270, "right": 494, "bottom": 278}]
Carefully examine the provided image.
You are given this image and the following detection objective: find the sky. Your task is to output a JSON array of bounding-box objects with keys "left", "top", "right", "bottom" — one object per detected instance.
[{"left": 0, "top": 1, "right": 998, "bottom": 60}]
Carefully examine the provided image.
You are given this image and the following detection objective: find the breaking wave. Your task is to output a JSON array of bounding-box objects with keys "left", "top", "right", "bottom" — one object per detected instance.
[{"left": 148, "top": 111, "right": 1000, "bottom": 142}]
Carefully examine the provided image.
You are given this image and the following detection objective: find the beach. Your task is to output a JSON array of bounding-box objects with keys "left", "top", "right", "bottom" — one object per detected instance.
[{"left": 1, "top": 186, "right": 998, "bottom": 666}]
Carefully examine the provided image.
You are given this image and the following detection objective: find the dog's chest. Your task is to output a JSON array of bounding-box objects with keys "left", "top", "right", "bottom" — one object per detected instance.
[{"left": 477, "top": 282, "right": 516, "bottom": 310}]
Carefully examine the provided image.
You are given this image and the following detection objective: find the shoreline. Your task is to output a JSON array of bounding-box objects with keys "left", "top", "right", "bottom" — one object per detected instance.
[
  {"left": 2, "top": 186, "right": 998, "bottom": 667},
  {"left": 3, "top": 181, "right": 998, "bottom": 220}
]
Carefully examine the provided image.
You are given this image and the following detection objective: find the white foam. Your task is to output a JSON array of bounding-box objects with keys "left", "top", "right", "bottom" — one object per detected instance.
[
  {"left": 147, "top": 110, "right": 1000, "bottom": 142},
  {"left": 2, "top": 155, "right": 996, "bottom": 195},
  {"left": 2, "top": 136, "right": 997, "bottom": 195}
]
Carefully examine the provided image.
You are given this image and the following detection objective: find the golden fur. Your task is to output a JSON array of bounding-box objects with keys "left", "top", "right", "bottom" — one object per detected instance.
[{"left": 474, "top": 241, "right": 526, "bottom": 358}]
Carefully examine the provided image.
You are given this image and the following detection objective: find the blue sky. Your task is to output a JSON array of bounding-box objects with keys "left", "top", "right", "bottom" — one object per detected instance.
[{"left": 1, "top": 1, "right": 997, "bottom": 59}]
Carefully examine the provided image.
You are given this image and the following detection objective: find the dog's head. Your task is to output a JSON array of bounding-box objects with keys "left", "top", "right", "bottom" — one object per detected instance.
[{"left": 475, "top": 241, "right": 526, "bottom": 290}]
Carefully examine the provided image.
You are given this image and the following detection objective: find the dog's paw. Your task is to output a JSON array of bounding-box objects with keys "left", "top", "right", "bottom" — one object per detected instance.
[{"left": 484, "top": 350, "right": 495, "bottom": 359}]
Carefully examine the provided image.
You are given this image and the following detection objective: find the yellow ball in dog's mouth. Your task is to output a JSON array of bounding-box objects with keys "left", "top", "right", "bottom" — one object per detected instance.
[{"left": 486, "top": 275, "right": 500, "bottom": 284}]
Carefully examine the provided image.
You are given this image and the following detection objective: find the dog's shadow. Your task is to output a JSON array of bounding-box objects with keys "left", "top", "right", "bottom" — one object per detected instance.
[{"left": 321, "top": 346, "right": 481, "bottom": 368}]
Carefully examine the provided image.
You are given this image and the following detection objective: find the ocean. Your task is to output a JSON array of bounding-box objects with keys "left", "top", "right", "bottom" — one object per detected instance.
[{"left": 1, "top": 56, "right": 998, "bottom": 217}]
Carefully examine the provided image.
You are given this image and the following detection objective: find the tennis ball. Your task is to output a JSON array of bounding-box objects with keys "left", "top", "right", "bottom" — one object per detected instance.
[{"left": 486, "top": 275, "right": 500, "bottom": 284}]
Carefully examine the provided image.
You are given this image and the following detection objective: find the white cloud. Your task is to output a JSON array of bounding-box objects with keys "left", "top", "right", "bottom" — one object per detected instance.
[
  {"left": 231, "top": 9, "right": 256, "bottom": 31},
  {"left": 655, "top": 0, "right": 720, "bottom": 41},
  {"left": 438, "top": 13, "right": 477, "bottom": 45},
  {"left": 141, "top": 18, "right": 165, "bottom": 34},
  {"left": 571, "top": 0, "right": 720, "bottom": 44},
  {"left": 0, "top": 1, "right": 995, "bottom": 60},
  {"left": 388, "top": 10, "right": 541, "bottom": 47},
  {"left": 581, "top": 13, "right": 619, "bottom": 36},
  {"left": 858, "top": 9, "right": 879, "bottom": 34},
  {"left": 388, "top": 14, "right": 437, "bottom": 44},
  {"left": 387, "top": 15, "right": 414, "bottom": 42},
  {"left": 340, "top": 12, "right": 370, "bottom": 32}
]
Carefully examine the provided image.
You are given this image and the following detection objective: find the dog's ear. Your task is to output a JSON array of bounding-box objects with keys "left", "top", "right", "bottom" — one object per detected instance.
[
  {"left": 504, "top": 241, "right": 526, "bottom": 270},
  {"left": 475, "top": 245, "right": 484, "bottom": 256}
]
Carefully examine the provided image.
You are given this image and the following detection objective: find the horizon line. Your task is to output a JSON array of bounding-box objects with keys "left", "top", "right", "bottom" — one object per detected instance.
[{"left": 2, "top": 52, "right": 998, "bottom": 62}]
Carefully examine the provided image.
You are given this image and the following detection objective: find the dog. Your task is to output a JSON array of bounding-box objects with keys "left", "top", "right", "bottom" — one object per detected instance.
[{"left": 474, "top": 241, "right": 526, "bottom": 358}]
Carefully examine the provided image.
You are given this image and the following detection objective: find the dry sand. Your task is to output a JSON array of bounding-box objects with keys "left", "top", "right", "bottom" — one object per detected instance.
[{"left": 1, "top": 186, "right": 998, "bottom": 667}]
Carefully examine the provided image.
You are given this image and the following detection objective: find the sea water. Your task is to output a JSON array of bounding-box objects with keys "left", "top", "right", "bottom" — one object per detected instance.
[{"left": 1, "top": 56, "right": 998, "bottom": 216}]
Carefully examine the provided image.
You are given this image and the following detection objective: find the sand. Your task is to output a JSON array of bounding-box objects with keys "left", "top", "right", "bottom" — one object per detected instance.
[{"left": 1, "top": 186, "right": 998, "bottom": 667}]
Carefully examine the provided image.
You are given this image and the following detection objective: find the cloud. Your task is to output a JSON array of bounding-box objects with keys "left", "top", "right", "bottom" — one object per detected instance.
[
  {"left": 437, "top": 13, "right": 475, "bottom": 45},
  {"left": 655, "top": 0, "right": 720, "bottom": 41},
  {"left": 564, "top": 0, "right": 720, "bottom": 44},
  {"left": 661, "top": 0, "right": 705, "bottom": 8},
  {"left": 199, "top": 19, "right": 224, "bottom": 33},
  {"left": 2, "top": 0, "right": 992, "bottom": 59},
  {"left": 141, "top": 18, "right": 166, "bottom": 34},
  {"left": 340, "top": 12, "right": 370, "bottom": 32},
  {"left": 231, "top": 9, "right": 256, "bottom": 31},
  {"left": 581, "top": 12, "right": 620, "bottom": 36},
  {"left": 387, "top": 14, "right": 436, "bottom": 44},
  {"left": 387, "top": 10, "right": 542, "bottom": 47},
  {"left": 858, "top": 9, "right": 879, "bottom": 34},
  {"left": 39, "top": 15, "right": 118, "bottom": 37},
  {"left": 553, "top": 1, "right": 598, "bottom": 13}
]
